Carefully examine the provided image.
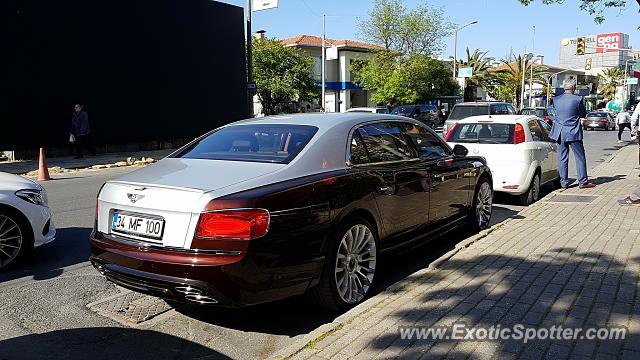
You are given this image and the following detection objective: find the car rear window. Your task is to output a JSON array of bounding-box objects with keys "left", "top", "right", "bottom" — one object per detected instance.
[
  {"left": 521, "top": 109, "right": 546, "bottom": 117},
  {"left": 447, "top": 123, "right": 515, "bottom": 144},
  {"left": 587, "top": 112, "right": 608, "bottom": 117},
  {"left": 448, "top": 105, "right": 489, "bottom": 120},
  {"left": 173, "top": 124, "right": 318, "bottom": 164},
  {"left": 391, "top": 106, "right": 415, "bottom": 116}
]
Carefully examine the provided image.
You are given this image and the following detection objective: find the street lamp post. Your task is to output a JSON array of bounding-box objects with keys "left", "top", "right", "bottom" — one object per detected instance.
[
  {"left": 321, "top": 14, "right": 326, "bottom": 112},
  {"left": 246, "top": 0, "right": 254, "bottom": 117},
  {"left": 520, "top": 53, "right": 532, "bottom": 111},
  {"left": 453, "top": 20, "right": 478, "bottom": 83}
]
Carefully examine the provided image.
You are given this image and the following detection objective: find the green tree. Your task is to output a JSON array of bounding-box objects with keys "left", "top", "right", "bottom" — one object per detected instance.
[
  {"left": 458, "top": 48, "right": 495, "bottom": 102},
  {"left": 493, "top": 55, "right": 549, "bottom": 109},
  {"left": 358, "top": 0, "right": 453, "bottom": 56},
  {"left": 516, "top": 0, "right": 637, "bottom": 25},
  {"left": 252, "top": 38, "right": 318, "bottom": 115},
  {"left": 598, "top": 67, "right": 625, "bottom": 100},
  {"left": 351, "top": 52, "right": 458, "bottom": 107}
]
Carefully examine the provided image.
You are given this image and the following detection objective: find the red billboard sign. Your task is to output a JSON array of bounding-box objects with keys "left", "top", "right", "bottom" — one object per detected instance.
[{"left": 596, "top": 33, "right": 622, "bottom": 53}]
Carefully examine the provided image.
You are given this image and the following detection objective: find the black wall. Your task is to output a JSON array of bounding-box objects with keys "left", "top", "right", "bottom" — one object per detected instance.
[{"left": 1, "top": 0, "right": 247, "bottom": 150}]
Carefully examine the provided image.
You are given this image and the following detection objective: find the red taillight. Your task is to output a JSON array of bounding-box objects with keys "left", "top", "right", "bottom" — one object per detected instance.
[
  {"left": 195, "top": 209, "right": 270, "bottom": 240},
  {"left": 514, "top": 123, "right": 526, "bottom": 144},
  {"left": 444, "top": 123, "right": 459, "bottom": 141}
]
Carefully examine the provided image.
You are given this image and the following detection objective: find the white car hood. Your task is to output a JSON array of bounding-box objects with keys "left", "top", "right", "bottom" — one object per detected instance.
[
  {"left": 0, "top": 172, "right": 41, "bottom": 191},
  {"left": 111, "top": 158, "right": 285, "bottom": 192}
]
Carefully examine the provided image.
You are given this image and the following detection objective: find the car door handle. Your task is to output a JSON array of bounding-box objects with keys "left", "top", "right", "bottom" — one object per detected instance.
[{"left": 537, "top": 146, "right": 543, "bottom": 150}]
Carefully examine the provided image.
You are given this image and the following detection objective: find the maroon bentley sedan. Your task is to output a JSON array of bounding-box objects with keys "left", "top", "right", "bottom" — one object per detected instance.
[{"left": 90, "top": 113, "right": 492, "bottom": 311}]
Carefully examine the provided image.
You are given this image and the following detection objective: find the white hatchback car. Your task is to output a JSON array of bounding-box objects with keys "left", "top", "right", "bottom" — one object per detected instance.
[
  {"left": 446, "top": 115, "right": 559, "bottom": 205},
  {"left": 0, "top": 172, "right": 56, "bottom": 269}
]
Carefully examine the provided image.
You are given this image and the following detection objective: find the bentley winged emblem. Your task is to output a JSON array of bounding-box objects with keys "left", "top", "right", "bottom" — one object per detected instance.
[{"left": 127, "top": 193, "right": 145, "bottom": 203}]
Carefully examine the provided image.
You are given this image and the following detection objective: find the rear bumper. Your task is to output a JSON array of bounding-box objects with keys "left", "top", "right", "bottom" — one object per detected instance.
[
  {"left": 583, "top": 121, "right": 609, "bottom": 128},
  {"left": 89, "top": 231, "right": 317, "bottom": 307}
]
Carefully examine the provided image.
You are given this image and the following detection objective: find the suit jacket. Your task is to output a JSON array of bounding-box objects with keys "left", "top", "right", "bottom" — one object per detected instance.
[
  {"left": 549, "top": 93, "right": 586, "bottom": 142},
  {"left": 70, "top": 111, "right": 91, "bottom": 136}
]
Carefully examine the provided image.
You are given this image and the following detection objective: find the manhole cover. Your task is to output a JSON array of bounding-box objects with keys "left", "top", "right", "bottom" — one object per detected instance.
[
  {"left": 88, "top": 291, "right": 173, "bottom": 325},
  {"left": 544, "top": 194, "right": 597, "bottom": 203}
]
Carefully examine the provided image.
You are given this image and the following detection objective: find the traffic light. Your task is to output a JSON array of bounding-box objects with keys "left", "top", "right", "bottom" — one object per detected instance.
[
  {"left": 585, "top": 58, "right": 592, "bottom": 70},
  {"left": 576, "top": 37, "right": 586, "bottom": 55}
]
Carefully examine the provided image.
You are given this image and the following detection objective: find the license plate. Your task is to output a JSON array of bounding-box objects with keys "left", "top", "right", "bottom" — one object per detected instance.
[{"left": 111, "top": 210, "right": 165, "bottom": 240}]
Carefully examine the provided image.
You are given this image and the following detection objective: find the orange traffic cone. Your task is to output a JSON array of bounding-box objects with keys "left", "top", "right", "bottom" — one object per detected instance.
[{"left": 37, "top": 147, "right": 50, "bottom": 181}]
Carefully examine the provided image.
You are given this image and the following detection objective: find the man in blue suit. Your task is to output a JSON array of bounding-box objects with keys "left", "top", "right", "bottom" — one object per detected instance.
[{"left": 548, "top": 79, "right": 596, "bottom": 189}]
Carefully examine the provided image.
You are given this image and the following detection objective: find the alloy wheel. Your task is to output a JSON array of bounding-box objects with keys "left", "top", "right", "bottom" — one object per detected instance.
[
  {"left": 475, "top": 181, "right": 493, "bottom": 230},
  {"left": 0, "top": 214, "right": 23, "bottom": 268},
  {"left": 531, "top": 175, "right": 540, "bottom": 202},
  {"left": 334, "top": 224, "right": 377, "bottom": 304}
]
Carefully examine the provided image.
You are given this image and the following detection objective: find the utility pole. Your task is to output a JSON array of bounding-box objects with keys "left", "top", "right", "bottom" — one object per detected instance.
[
  {"left": 321, "top": 14, "right": 326, "bottom": 112},
  {"left": 246, "top": 0, "right": 254, "bottom": 117},
  {"left": 529, "top": 26, "right": 535, "bottom": 108}
]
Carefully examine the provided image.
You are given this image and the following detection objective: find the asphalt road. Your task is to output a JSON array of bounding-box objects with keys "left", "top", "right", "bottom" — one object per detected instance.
[{"left": 0, "top": 129, "right": 626, "bottom": 360}]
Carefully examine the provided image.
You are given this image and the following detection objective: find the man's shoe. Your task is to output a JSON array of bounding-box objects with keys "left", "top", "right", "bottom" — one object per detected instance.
[
  {"left": 618, "top": 197, "right": 640, "bottom": 206},
  {"left": 618, "top": 140, "right": 624, "bottom": 143},
  {"left": 579, "top": 183, "right": 596, "bottom": 189}
]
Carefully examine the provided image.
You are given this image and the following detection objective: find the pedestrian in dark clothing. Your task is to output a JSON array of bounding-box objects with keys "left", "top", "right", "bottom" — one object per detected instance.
[{"left": 70, "top": 104, "right": 96, "bottom": 158}]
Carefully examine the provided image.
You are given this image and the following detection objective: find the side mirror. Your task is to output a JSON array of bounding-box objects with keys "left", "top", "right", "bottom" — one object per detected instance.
[{"left": 453, "top": 144, "right": 468, "bottom": 157}]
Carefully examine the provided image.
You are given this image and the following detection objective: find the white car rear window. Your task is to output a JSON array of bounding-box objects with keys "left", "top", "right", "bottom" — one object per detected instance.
[{"left": 448, "top": 123, "right": 515, "bottom": 144}]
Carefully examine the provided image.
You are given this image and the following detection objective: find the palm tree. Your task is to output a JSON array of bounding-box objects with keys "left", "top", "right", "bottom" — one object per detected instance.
[
  {"left": 599, "top": 67, "right": 624, "bottom": 101},
  {"left": 458, "top": 48, "right": 494, "bottom": 102},
  {"left": 493, "top": 55, "right": 549, "bottom": 109}
]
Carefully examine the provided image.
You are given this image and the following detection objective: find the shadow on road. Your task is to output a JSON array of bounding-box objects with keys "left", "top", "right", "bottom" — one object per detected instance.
[
  {"left": 0, "top": 327, "right": 230, "bottom": 360},
  {"left": 0, "top": 227, "right": 92, "bottom": 283}
]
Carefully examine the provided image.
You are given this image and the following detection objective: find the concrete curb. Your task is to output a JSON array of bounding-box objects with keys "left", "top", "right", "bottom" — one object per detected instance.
[{"left": 271, "top": 144, "right": 633, "bottom": 360}]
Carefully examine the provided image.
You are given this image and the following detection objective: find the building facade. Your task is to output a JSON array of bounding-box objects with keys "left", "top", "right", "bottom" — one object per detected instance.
[
  {"left": 559, "top": 33, "right": 631, "bottom": 72},
  {"left": 282, "top": 35, "right": 381, "bottom": 113}
]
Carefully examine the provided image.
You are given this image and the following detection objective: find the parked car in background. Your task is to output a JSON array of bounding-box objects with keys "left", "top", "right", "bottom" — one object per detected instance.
[
  {"left": 443, "top": 102, "right": 517, "bottom": 135},
  {"left": 582, "top": 111, "right": 615, "bottom": 130},
  {"left": 90, "top": 113, "right": 493, "bottom": 311},
  {"left": 445, "top": 115, "right": 559, "bottom": 206},
  {"left": 0, "top": 173, "right": 56, "bottom": 270},
  {"left": 520, "top": 107, "right": 555, "bottom": 126},
  {"left": 345, "top": 107, "right": 389, "bottom": 114},
  {"left": 391, "top": 105, "right": 440, "bottom": 129}
]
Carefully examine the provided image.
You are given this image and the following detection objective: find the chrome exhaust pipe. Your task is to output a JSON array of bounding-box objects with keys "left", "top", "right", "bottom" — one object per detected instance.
[
  {"left": 184, "top": 294, "right": 218, "bottom": 305},
  {"left": 175, "top": 286, "right": 218, "bottom": 304},
  {"left": 91, "top": 261, "right": 105, "bottom": 275}
]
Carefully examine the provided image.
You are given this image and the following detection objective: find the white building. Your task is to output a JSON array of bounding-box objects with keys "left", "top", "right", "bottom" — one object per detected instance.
[{"left": 281, "top": 35, "right": 381, "bottom": 113}]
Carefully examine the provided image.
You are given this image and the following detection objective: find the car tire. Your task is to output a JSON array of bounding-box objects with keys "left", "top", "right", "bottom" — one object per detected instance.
[
  {"left": 468, "top": 177, "right": 493, "bottom": 233},
  {"left": 0, "top": 207, "right": 33, "bottom": 271},
  {"left": 520, "top": 173, "right": 541, "bottom": 206},
  {"left": 309, "top": 216, "right": 378, "bottom": 312},
  {"left": 612, "top": 125, "right": 616, "bottom": 131}
]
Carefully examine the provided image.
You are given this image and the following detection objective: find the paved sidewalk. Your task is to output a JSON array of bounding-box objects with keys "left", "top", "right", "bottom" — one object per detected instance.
[
  {"left": 0, "top": 149, "right": 173, "bottom": 176},
  {"left": 276, "top": 145, "right": 640, "bottom": 360}
]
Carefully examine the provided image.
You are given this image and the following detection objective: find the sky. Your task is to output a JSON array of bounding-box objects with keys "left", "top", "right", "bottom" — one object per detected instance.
[{"left": 222, "top": 0, "right": 639, "bottom": 66}]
